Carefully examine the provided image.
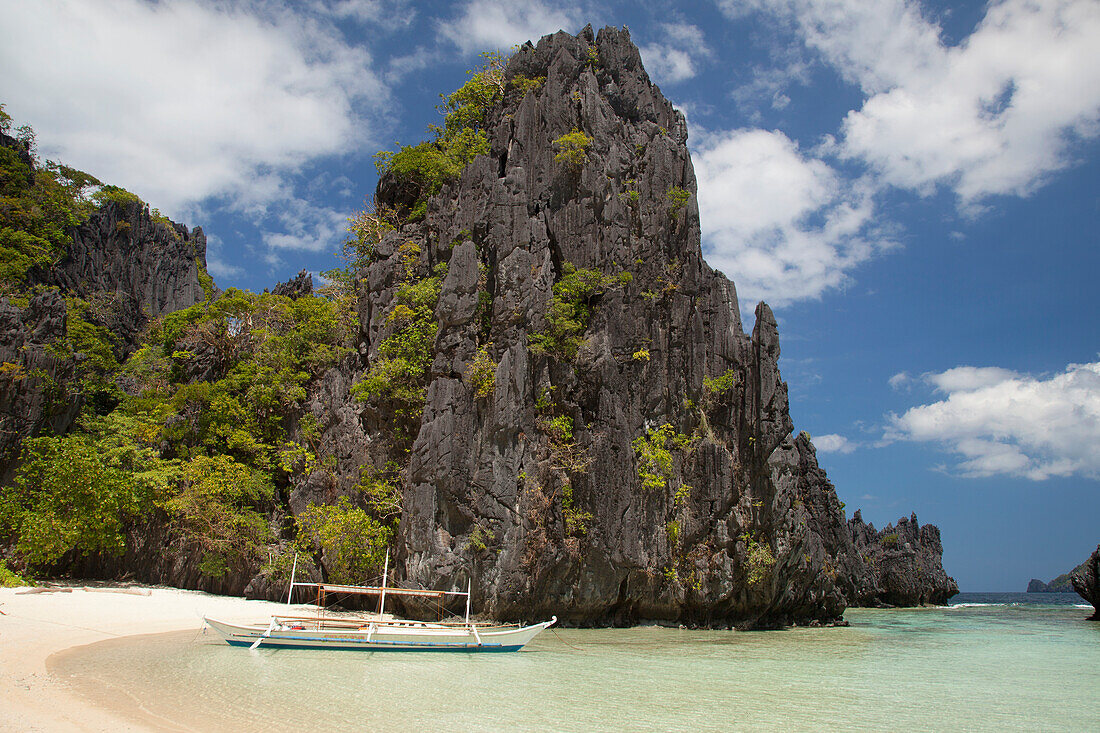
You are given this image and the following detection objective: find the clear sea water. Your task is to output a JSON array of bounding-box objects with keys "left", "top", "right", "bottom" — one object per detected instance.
[{"left": 49, "top": 593, "right": 1098, "bottom": 732}]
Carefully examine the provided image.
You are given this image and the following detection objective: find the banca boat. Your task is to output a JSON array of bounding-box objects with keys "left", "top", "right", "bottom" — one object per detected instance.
[{"left": 205, "top": 558, "right": 555, "bottom": 653}]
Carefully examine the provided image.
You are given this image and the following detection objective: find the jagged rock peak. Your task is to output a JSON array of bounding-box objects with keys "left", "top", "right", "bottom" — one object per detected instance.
[
  {"left": 272, "top": 269, "right": 314, "bottom": 299},
  {"left": 333, "top": 25, "right": 956, "bottom": 627}
]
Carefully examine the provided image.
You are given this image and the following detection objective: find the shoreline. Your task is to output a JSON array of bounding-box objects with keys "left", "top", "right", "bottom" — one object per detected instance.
[{"left": 0, "top": 582, "right": 310, "bottom": 732}]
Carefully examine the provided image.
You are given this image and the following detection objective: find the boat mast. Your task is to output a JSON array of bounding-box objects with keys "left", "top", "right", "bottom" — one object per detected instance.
[
  {"left": 285, "top": 552, "right": 298, "bottom": 606},
  {"left": 464, "top": 577, "right": 472, "bottom": 624},
  {"left": 378, "top": 552, "right": 389, "bottom": 619}
]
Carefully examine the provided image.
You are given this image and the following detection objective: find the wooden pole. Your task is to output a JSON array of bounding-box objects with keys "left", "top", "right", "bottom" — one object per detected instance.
[
  {"left": 379, "top": 552, "right": 389, "bottom": 619},
  {"left": 285, "top": 553, "right": 298, "bottom": 606}
]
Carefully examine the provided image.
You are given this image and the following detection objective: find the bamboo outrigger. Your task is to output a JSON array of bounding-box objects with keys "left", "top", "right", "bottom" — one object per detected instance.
[{"left": 204, "top": 555, "right": 555, "bottom": 652}]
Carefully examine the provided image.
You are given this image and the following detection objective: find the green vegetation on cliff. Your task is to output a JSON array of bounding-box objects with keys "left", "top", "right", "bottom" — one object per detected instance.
[{"left": 0, "top": 105, "right": 102, "bottom": 283}]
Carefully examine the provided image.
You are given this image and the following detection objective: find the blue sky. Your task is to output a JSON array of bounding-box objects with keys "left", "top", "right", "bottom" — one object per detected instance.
[{"left": 1, "top": 0, "right": 1097, "bottom": 591}]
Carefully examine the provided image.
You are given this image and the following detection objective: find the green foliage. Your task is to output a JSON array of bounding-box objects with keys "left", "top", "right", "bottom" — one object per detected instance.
[
  {"left": 509, "top": 74, "right": 545, "bottom": 96},
  {"left": 355, "top": 463, "right": 403, "bottom": 524},
  {"left": 0, "top": 116, "right": 101, "bottom": 282},
  {"left": 352, "top": 263, "right": 446, "bottom": 424},
  {"left": 0, "top": 559, "right": 32, "bottom": 587},
  {"left": 1, "top": 412, "right": 177, "bottom": 567},
  {"left": 53, "top": 296, "right": 123, "bottom": 402},
  {"left": 464, "top": 342, "right": 497, "bottom": 399},
  {"left": 585, "top": 46, "right": 600, "bottom": 69},
  {"left": 535, "top": 386, "right": 555, "bottom": 414},
  {"left": 742, "top": 532, "right": 775, "bottom": 587},
  {"left": 528, "top": 263, "right": 625, "bottom": 360},
  {"left": 196, "top": 259, "right": 215, "bottom": 301},
  {"left": 165, "top": 454, "right": 273, "bottom": 578},
  {"left": 882, "top": 533, "right": 900, "bottom": 546},
  {"left": 673, "top": 482, "right": 691, "bottom": 506},
  {"left": 343, "top": 198, "right": 398, "bottom": 270},
  {"left": 666, "top": 519, "right": 680, "bottom": 546},
  {"left": 92, "top": 184, "right": 141, "bottom": 209},
  {"left": 553, "top": 128, "right": 592, "bottom": 167},
  {"left": 703, "top": 368, "right": 737, "bottom": 396},
  {"left": 632, "top": 347, "right": 650, "bottom": 362},
  {"left": 538, "top": 414, "right": 574, "bottom": 445},
  {"left": 155, "top": 289, "right": 352, "bottom": 466},
  {"left": 624, "top": 179, "right": 642, "bottom": 205},
  {"left": 561, "top": 480, "right": 592, "bottom": 536},
  {"left": 297, "top": 497, "right": 391, "bottom": 585},
  {"left": 467, "top": 524, "right": 492, "bottom": 551},
  {"left": 632, "top": 423, "right": 693, "bottom": 493},
  {"left": 667, "top": 186, "right": 691, "bottom": 217},
  {"left": 375, "top": 52, "right": 505, "bottom": 217}
]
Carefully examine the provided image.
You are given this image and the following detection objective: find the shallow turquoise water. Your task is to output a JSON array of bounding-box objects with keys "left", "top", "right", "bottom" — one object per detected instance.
[{"left": 50, "top": 595, "right": 1099, "bottom": 732}]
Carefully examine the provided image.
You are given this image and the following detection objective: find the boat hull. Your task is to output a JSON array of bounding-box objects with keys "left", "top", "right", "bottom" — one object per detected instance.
[{"left": 204, "top": 616, "right": 554, "bottom": 653}]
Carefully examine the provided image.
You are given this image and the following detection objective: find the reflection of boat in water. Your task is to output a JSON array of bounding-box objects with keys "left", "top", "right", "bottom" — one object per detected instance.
[{"left": 205, "top": 556, "right": 555, "bottom": 653}]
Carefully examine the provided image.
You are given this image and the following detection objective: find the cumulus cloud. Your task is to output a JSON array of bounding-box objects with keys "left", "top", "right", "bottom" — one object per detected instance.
[
  {"left": 723, "top": 0, "right": 1100, "bottom": 206},
  {"left": 639, "top": 23, "right": 713, "bottom": 85},
  {"left": 886, "top": 361, "right": 1100, "bottom": 480},
  {"left": 0, "top": 0, "right": 387, "bottom": 219},
  {"left": 813, "top": 434, "right": 857, "bottom": 454},
  {"left": 438, "top": 0, "right": 581, "bottom": 54},
  {"left": 692, "top": 127, "right": 890, "bottom": 306}
]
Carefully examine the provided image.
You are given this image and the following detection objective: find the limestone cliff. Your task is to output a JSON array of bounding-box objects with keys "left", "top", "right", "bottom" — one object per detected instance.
[
  {"left": 0, "top": 130, "right": 208, "bottom": 483},
  {"left": 0, "top": 28, "right": 956, "bottom": 623},
  {"left": 1071, "top": 545, "right": 1100, "bottom": 619},
  {"left": 300, "top": 26, "right": 954, "bottom": 626}
]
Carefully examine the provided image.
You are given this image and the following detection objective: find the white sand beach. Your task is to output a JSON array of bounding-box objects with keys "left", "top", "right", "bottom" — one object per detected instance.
[{"left": 0, "top": 583, "right": 306, "bottom": 731}]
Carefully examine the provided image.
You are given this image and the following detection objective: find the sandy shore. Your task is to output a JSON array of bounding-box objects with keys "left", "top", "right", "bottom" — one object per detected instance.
[{"left": 0, "top": 582, "right": 310, "bottom": 732}]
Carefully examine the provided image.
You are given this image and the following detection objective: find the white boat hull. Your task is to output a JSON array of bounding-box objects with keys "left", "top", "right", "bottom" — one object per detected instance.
[{"left": 204, "top": 616, "right": 555, "bottom": 652}]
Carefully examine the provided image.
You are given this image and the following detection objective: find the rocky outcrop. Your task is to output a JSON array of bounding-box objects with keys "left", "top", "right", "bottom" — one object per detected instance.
[
  {"left": 1070, "top": 545, "right": 1100, "bottom": 619},
  {"left": 331, "top": 26, "right": 955, "bottom": 626},
  {"left": 1027, "top": 572, "right": 1078, "bottom": 593},
  {"left": 271, "top": 269, "right": 314, "bottom": 299},
  {"left": 0, "top": 150, "right": 208, "bottom": 480},
  {"left": 0, "top": 290, "right": 82, "bottom": 485},
  {"left": 33, "top": 199, "right": 208, "bottom": 353},
  {"left": 0, "top": 26, "right": 955, "bottom": 624},
  {"left": 847, "top": 512, "right": 958, "bottom": 606}
]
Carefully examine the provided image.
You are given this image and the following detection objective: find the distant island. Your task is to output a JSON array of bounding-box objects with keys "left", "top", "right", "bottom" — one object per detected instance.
[{"left": 1027, "top": 559, "right": 1089, "bottom": 592}]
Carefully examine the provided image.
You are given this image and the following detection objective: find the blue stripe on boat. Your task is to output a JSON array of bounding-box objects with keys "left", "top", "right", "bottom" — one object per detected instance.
[{"left": 224, "top": 639, "right": 524, "bottom": 652}]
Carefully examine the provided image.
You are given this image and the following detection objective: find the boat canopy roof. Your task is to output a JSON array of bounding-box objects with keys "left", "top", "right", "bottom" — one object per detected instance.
[{"left": 291, "top": 582, "right": 467, "bottom": 599}]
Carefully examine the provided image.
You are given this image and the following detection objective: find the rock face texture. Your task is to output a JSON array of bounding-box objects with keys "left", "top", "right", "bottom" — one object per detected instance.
[
  {"left": 0, "top": 149, "right": 207, "bottom": 482},
  {"left": 0, "top": 27, "right": 955, "bottom": 624},
  {"left": 33, "top": 199, "right": 209, "bottom": 352},
  {"left": 271, "top": 269, "right": 314, "bottom": 299},
  {"left": 329, "top": 26, "right": 955, "bottom": 626},
  {"left": 0, "top": 291, "right": 81, "bottom": 485},
  {"left": 1070, "top": 545, "right": 1100, "bottom": 619}
]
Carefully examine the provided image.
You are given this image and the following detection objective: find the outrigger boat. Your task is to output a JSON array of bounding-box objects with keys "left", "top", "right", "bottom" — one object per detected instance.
[{"left": 204, "top": 555, "right": 555, "bottom": 653}]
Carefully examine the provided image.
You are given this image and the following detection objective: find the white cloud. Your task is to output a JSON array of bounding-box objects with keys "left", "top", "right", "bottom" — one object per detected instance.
[
  {"left": 204, "top": 234, "right": 244, "bottom": 280},
  {"left": 324, "top": 0, "right": 416, "bottom": 28},
  {"left": 924, "top": 366, "right": 1020, "bottom": 394},
  {"left": 692, "top": 127, "right": 890, "bottom": 306},
  {"left": 888, "top": 372, "right": 913, "bottom": 390},
  {"left": 0, "top": 0, "right": 387, "bottom": 218},
  {"left": 639, "top": 23, "right": 713, "bottom": 85},
  {"left": 262, "top": 202, "right": 349, "bottom": 254},
  {"left": 814, "top": 434, "right": 856, "bottom": 454},
  {"left": 886, "top": 360, "right": 1100, "bottom": 480},
  {"left": 725, "top": 0, "right": 1100, "bottom": 206},
  {"left": 438, "top": 0, "right": 581, "bottom": 54}
]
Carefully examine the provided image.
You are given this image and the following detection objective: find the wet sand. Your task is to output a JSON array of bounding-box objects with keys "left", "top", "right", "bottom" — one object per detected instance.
[{"left": 0, "top": 583, "right": 306, "bottom": 731}]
